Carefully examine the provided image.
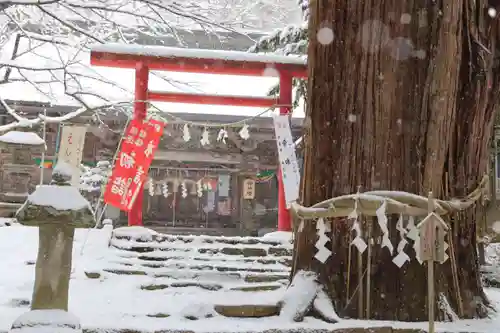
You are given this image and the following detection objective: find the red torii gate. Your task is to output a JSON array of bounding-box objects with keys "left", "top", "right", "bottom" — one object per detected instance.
[{"left": 90, "top": 44, "right": 307, "bottom": 231}]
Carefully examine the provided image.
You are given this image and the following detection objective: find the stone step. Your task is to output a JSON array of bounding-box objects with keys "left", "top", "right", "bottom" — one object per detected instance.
[
  {"left": 214, "top": 304, "right": 279, "bottom": 317},
  {"left": 99, "top": 267, "right": 289, "bottom": 284},
  {"left": 140, "top": 281, "right": 224, "bottom": 291},
  {"left": 114, "top": 252, "right": 292, "bottom": 267},
  {"left": 110, "top": 241, "right": 293, "bottom": 257},
  {"left": 139, "top": 281, "right": 284, "bottom": 292},
  {"left": 147, "top": 225, "right": 243, "bottom": 237},
  {"left": 112, "top": 226, "right": 289, "bottom": 247},
  {"left": 104, "top": 260, "right": 289, "bottom": 274}
]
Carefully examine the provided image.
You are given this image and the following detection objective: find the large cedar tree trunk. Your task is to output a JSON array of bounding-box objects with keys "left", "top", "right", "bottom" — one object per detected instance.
[{"left": 294, "top": 0, "right": 500, "bottom": 321}]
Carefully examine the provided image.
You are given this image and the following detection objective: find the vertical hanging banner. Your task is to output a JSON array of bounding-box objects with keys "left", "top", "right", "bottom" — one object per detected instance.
[
  {"left": 57, "top": 125, "right": 87, "bottom": 186},
  {"left": 104, "top": 119, "right": 165, "bottom": 211},
  {"left": 218, "top": 174, "right": 230, "bottom": 197},
  {"left": 273, "top": 115, "right": 300, "bottom": 206},
  {"left": 242, "top": 179, "right": 256, "bottom": 199}
]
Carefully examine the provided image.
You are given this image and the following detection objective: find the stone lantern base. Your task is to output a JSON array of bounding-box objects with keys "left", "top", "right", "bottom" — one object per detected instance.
[{"left": 10, "top": 309, "right": 82, "bottom": 333}]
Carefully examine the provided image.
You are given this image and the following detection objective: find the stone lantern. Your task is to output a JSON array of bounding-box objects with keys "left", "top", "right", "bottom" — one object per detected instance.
[
  {"left": 0, "top": 130, "right": 45, "bottom": 206},
  {"left": 11, "top": 162, "right": 95, "bottom": 333}
]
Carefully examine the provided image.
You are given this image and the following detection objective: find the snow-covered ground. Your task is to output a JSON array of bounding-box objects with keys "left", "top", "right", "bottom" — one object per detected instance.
[{"left": 1, "top": 225, "right": 500, "bottom": 333}]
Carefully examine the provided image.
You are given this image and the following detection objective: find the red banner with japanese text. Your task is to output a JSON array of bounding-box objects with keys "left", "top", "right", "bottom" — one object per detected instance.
[{"left": 103, "top": 118, "right": 165, "bottom": 211}]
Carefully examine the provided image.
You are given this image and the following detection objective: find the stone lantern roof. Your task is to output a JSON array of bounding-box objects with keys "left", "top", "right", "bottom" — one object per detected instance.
[
  {"left": 0, "top": 130, "right": 45, "bottom": 146},
  {"left": 16, "top": 162, "right": 95, "bottom": 228}
]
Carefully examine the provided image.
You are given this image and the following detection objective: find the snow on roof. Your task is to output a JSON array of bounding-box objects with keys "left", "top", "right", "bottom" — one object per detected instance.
[
  {"left": 91, "top": 43, "right": 306, "bottom": 66},
  {"left": 0, "top": 37, "right": 305, "bottom": 118},
  {"left": 0, "top": 131, "right": 45, "bottom": 146},
  {"left": 27, "top": 185, "right": 90, "bottom": 211}
]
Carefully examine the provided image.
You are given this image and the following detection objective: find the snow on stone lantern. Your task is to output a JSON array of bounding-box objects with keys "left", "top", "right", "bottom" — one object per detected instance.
[{"left": 11, "top": 162, "right": 94, "bottom": 333}]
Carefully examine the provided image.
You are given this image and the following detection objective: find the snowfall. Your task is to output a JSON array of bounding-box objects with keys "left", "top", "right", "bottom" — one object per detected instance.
[{"left": 1, "top": 222, "right": 500, "bottom": 333}]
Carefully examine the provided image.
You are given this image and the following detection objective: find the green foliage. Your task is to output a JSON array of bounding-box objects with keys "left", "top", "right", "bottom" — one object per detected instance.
[{"left": 248, "top": 1, "right": 309, "bottom": 109}]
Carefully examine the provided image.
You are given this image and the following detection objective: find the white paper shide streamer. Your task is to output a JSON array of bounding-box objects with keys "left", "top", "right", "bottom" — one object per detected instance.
[
  {"left": 183, "top": 124, "right": 191, "bottom": 142},
  {"left": 406, "top": 216, "right": 422, "bottom": 264},
  {"left": 200, "top": 127, "right": 210, "bottom": 146},
  {"left": 147, "top": 178, "right": 155, "bottom": 196},
  {"left": 217, "top": 128, "right": 228, "bottom": 143},
  {"left": 181, "top": 181, "right": 188, "bottom": 198},
  {"left": 314, "top": 218, "right": 332, "bottom": 263},
  {"left": 349, "top": 197, "right": 367, "bottom": 253},
  {"left": 239, "top": 124, "right": 250, "bottom": 140},
  {"left": 392, "top": 215, "right": 410, "bottom": 268},
  {"left": 196, "top": 180, "right": 203, "bottom": 197},
  {"left": 161, "top": 182, "right": 169, "bottom": 198},
  {"left": 376, "top": 200, "right": 394, "bottom": 254},
  {"left": 442, "top": 242, "right": 449, "bottom": 263}
]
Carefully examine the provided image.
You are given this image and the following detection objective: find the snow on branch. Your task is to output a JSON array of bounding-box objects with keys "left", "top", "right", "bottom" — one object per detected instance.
[
  {"left": 0, "top": 100, "right": 132, "bottom": 133},
  {"left": 291, "top": 175, "right": 489, "bottom": 220},
  {"left": 0, "top": 0, "right": 298, "bottom": 117}
]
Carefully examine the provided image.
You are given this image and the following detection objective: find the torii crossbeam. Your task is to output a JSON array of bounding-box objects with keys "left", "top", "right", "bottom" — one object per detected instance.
[{"left": 90, "top": 43, "right": 308, "bottom": 232}]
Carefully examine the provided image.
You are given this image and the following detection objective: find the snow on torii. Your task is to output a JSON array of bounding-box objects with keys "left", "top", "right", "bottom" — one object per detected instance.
[{"left": 90, "top": 43, "right": 308, "bottom": 231}]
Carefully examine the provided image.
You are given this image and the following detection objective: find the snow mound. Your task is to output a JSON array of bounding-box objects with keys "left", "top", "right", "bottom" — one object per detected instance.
[
  {"left": 53, "top": 161, "right": 76, "bottom": 179},
  {"left": 96, "top": 161, "right": 110, "bottom": 168},
  {"left": 262, "top": 231, "right": 293, "bottom": 243},
  {"left": 0, "top": 131, "right": 44, "bottom": 146},
  {"left": 279, "top": 270, "right": 317, "bottom": 321},
  {"left": 113, "top": 226, "right": 158, "bottom": 242},
  {"left": 28, "top": 185, "right": 90, "bottom": 211},
  {"left": 10, "top": 310, "right": 81, "bottom": 333}
]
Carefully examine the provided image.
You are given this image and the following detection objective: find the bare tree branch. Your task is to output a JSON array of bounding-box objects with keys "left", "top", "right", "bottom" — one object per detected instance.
[{"left": 0, "top": 0, "right": 298, "bottom": 131}]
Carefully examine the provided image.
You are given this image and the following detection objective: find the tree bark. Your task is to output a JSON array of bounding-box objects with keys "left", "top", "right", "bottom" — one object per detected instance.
[{"left": 294, "top": 0, "right": 500, "bottom": 321}]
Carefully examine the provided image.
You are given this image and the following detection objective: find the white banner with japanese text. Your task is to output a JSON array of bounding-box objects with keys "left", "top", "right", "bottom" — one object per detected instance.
[
  {"left": 57, "top": 125, "right": 87, "bottom": 186},
  {"left": 273, "top": 115, "right": 300, "bottom": 206}
]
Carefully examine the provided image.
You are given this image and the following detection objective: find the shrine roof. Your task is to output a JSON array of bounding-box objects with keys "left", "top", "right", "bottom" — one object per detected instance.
[{"left": 0, "top": 100, "right": 304, "bottom": 129}]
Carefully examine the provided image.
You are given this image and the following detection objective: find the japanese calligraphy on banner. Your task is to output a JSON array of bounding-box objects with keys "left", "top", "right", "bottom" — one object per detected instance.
[
  {"left": 103, "top": 119, "right": 165, "bottom": 211},
  {"left": 273, "top": 115, "right": 300, "bottom": 206},
  {"left": 57, "top": 125, "right": 87, "bottom": 186}
]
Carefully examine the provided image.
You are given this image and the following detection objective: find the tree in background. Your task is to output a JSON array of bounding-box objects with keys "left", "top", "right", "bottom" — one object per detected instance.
[
  {"left": 291, "top": 0, "right": 500, "bottom": 321},
  {"left": 249, "top": 0, "right": 308, "bottom": 108},
  {"left": 80, "top": 160, "right": 112, "bottom": 210}
]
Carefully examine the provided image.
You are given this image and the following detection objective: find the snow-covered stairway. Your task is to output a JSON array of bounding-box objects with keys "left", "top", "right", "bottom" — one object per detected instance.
[{"left": 83, "top": 226, "right": 293, "bottom": 319}]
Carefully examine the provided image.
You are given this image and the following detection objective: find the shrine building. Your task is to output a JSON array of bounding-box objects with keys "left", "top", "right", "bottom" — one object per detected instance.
[{"left": 0, "top": 102, "right": 303, "bottom": 236}]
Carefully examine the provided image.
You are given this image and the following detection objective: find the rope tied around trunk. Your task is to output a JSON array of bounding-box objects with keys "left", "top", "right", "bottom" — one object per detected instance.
[{"left": 291, "top": 175, "right": 489, "bottom": 220}]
